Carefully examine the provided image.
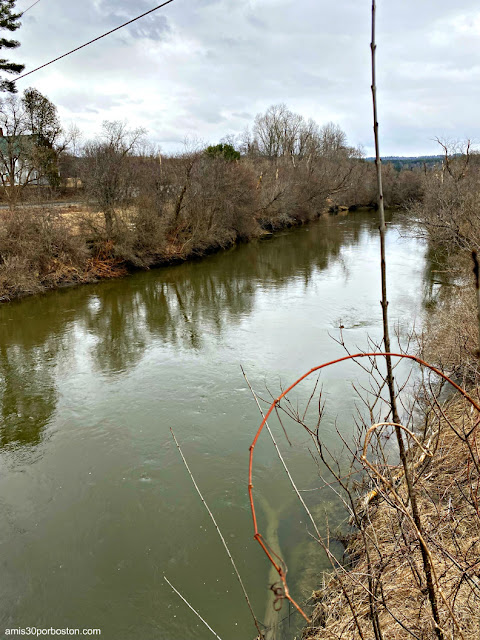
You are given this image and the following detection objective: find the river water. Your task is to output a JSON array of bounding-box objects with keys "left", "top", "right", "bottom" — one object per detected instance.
[{"left": 0, "top": 212, "right": 430, "bottom": 639}]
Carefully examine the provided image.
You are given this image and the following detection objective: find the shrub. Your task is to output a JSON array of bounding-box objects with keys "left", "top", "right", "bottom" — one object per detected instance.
[
  {"left": 0, "top": 208, "right": 88, "bottom": 299},
  {"left": 205, "top": 143, "right": 240, "bottom": 162}
]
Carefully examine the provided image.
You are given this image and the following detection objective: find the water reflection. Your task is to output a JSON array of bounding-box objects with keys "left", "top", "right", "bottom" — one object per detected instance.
[
  {"left": 423, "top": 244, "right": 456, "bottom": 308},
  {"left": 0, "top": 211, "right": 431, "bottom": 639},
  {"left": 83, "top": 288, "right": 148, "bottom": 374},
  {"left": 0, "top": 212, "right": 418, "bottom": 451},
  {"left": 0, "top": 309, "right": 65, "bottom": 453},
  {"left": 0, "top": 343, "right": 56, "bottom": 450},
  {"left": 89, "top": 215, "right": 363, "bottom": 356}
]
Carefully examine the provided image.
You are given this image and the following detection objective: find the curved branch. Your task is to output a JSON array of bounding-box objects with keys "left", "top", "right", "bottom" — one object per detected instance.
[{"left": 248, "top": 351, "right": 480, "bottom": 622}]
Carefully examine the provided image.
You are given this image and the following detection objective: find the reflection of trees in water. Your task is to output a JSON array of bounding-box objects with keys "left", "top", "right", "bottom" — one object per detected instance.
[
  {"left": 422, "top": 244, "right": 455, "bottom": 309},
  {"left": 0, "top": 213, "right": 376, "bottom": 450},
  {"left": 0, "top": 297, "right": 82, "bottom": 453},
  {"left": 0, "top": 337, "right": 57, "bottom": 452},
  {"left": 134, "top": 215, "right": 363, "bottom": 352},
  {"left": 388, "top": 212, "right": 452, "bottom": 312},
  {"left": 82, "top": 288, "right": 148, "bottom": 374},
  {"left": 70, "top": 216, "right": 363, "bottom": 363},
  {"left": 139, "top": 273, "right": 257, "bottom": 350}
]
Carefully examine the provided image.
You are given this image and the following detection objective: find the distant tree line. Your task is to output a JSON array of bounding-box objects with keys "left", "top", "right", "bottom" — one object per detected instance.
[{"left": 367, "top": 155, "right": 445, "bottom": 171}]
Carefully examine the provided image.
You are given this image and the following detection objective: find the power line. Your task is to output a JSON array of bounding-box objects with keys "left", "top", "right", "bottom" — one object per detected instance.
[
  {"left": 14, "top": 0, "right": 176, "bottom": 83},
  {"left": 22, "top": 0, "right": 42, "bottom": 15}
]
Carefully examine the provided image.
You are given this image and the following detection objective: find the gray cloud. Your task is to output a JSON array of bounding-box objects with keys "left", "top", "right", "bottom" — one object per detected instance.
[{"left": 10, "top": 0, "right": 480, "bottom": 155}]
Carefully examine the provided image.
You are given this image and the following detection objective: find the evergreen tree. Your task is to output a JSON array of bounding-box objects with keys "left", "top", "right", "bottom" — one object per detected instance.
[
  {"left": 22, "top": 88, "right": 63, "bottom": 187},
  {"left": 0, "top": 0, "right": 24, "bottom": 93},
  {"left": 23, "top": 88, "right": 62, "bottom": 145},
  {"left": 205, "top": 143, "right": 240, "bottom": 162}
]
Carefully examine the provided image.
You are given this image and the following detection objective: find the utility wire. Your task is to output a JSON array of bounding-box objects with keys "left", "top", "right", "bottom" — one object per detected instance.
[
  {"left": 14, "top": 0, "right": 176, "bottom": 83},
  {"left": 22, "top": 0, "right": 42, "bottom": 15}
]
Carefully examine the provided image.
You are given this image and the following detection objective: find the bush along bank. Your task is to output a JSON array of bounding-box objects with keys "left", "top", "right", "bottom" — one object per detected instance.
[
  {"left": 0, "top": 158, "right": 423, "bottom": 302},
  {"left": 303, "top": 390, "right": 480, "bottom": 640},
  {"left": 0, "top": 196, "right": 327, "bottom": 303},
  {"left": 0, "top": 102, "right": 427, "bottom": 302}
]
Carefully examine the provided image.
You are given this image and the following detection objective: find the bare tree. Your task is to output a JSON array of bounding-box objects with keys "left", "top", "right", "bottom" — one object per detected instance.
[
  {"left": 82, "top": 121, "right": 146, "bottom": 238},
  {"left": 253, "top": 103, "right": 305, "bottom": 158},
  {"left": 318, "top": 122, "right": 348, "bottom": 156},
  {"left": 58, "top": 123, "right": 83, "bottom": 189},
  {"left": 0, "top": 93, "right": 30, "bottom": 196}
]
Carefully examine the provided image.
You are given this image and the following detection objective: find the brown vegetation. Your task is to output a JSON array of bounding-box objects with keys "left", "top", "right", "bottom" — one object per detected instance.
[
  {"left": 0, "top": 108, "right": 410, "bottom": 302},
  {"left": 299, "top": 22, "right": 480, "bottom": 634},
  {"left": 304, "top": 393, "right": 480, "bottom": 640},
  {"left": 407, "top": 140, "right": 480, "bottom": 383},
  {"left": 0, "top": 207, "right": 88, "bottom": 300},
  {"left": 409, "top": 141, "right": 480, "bottom": 254},
  {"left": 0, "top": 102, "right": 427, "bottom": 302}
]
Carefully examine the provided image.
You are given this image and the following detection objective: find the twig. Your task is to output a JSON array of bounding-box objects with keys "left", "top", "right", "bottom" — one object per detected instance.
[
  {"left": 248, "top": 351, "right": 480, "bottom": 636},
  {"left": 472, "top": 251, "right": 480, "bottom": 358},
  {"left": 163, "top": 575, "right": 224, "bottom": 640},
  {"left": 371, "top": 4, "right": 446, "bottom": 634},
  {"left": 241, "top": 366, "right": 315, "bottom": 622},
  {"left": 242, "top": 366, "right": 322, "bottom": 540},
  {"left": 363, "top": 422, "right": 433, "bottom": 460},
  {"left": 371, "top": 0, "right": 398, "bottom": 426},
  {"left": 170, "top": 428, "right": 264, "bottom": 638}
]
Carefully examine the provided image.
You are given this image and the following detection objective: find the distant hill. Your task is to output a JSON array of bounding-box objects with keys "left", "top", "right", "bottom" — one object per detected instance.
[{"left": 365, "top": 155, "right": 444, "bottom": 170}]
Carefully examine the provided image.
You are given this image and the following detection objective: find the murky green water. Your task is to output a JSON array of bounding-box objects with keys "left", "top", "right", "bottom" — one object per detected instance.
[{"left": 0, "top": 212, "right": 429, "bottom": 639}]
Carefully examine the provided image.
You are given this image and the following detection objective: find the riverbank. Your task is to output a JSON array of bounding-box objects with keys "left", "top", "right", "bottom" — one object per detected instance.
[
  {"left": 304, "top": 393, "right": 480, "bottom": 640},
  {"left": 0, "top": 203, "right": 371, "bottom": 303}
]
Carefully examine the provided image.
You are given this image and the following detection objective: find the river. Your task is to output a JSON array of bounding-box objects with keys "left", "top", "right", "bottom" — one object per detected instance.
[{"left": 0, "top": 211, "right": 431, "bottom": 639}]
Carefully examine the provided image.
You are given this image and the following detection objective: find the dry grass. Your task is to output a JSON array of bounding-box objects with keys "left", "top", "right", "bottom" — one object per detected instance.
[
  {"left": 421, "top": 275, "right": 480, "bottom": 384},
  {"left": 0, "top": 207, "right": 129, "bottom": 301},
  {"left": 305, "top": 395, "right": 480, "bottom": 640},
  {"left": 0, "top": 207, "right": 89, "bottom": 300}
]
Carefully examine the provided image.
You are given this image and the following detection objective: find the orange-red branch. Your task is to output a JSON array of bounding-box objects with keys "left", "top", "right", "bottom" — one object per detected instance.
[{"left": 248, "top": 352, "right": 480, "bottom": 623}]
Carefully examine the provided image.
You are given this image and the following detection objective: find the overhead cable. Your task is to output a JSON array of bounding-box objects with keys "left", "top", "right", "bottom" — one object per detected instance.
[
  {"left": 22, "top": 0, "right": 42, "bottom": 15},
  {"left": 14, "top": 0, "right": 176, "bottom": 83}
]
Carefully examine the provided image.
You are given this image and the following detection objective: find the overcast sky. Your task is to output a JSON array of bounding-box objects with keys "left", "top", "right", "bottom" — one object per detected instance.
[{"left": 10, "top": 0, "right": 480, "bottom": 155}]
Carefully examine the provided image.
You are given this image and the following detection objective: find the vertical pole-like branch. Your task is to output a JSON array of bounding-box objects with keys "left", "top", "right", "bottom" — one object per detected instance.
[
  {"left": 472, "top": 251, "right": 480, "bottom": 357},
  {"left": 370, "top": 4, "right": 444, "bottom": 638},
  {"left": 370, "top": 0, "right": 398, "bottom": 425}
]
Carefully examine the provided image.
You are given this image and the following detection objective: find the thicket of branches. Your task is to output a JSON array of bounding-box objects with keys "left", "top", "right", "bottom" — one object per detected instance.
[
  {"left": 236, "top": 343, "right": 480, "bottom": 640},
  {"left": 407, "top": 140, "right": 480, "bottom": 383},
  {"left": 0, "top": 100, "right": 425, "bottom": 301},
  {"left": 238, "top": 7, "right": 480, "bottom": 639}
]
